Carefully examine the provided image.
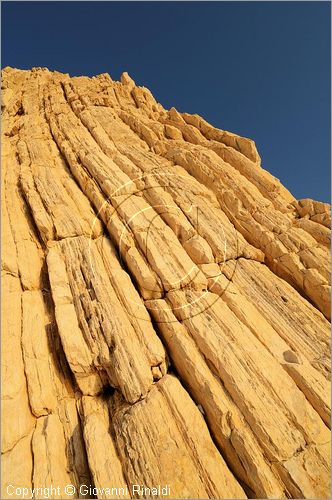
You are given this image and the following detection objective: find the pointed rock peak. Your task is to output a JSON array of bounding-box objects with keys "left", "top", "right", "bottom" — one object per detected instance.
[
  {"left": 96, "top": 72, "right": 113, "bottom": 82},
  {"left": 168, "top": 107, "right": 185, "bottom": 123},
  {"left": 120, "top": 71, "right": 135, "bottom": 87}
]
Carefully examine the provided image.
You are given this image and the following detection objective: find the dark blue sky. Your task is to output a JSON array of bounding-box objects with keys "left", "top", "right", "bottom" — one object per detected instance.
[{"left": 2, "top": 1, "right": 331, "bottom": 202}]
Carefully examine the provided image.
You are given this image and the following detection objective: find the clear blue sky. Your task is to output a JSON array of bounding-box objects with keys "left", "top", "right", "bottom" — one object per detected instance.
[{"left": 2, "top": 1, "right": 331, "bottom": 202}]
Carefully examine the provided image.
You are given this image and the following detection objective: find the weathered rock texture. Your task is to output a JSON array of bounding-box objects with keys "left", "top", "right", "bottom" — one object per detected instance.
[{"left": 1, "top": 66, "right": 331, "bottom": 499}]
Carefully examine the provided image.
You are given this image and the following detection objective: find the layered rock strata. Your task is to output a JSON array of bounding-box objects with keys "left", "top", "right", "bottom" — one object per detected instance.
[{"left": 1, "top": 66, "right": 331, "bottom": 499}]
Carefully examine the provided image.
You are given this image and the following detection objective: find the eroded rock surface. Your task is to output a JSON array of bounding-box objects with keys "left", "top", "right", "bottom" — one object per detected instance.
[{"left": 1, "top": 66, "right": 331, "bottom": 499}]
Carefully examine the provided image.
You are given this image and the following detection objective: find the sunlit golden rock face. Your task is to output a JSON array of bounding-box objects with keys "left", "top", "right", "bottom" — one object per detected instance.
[{"left": 1, "top": 66, "right": 330, "bottom": 499}]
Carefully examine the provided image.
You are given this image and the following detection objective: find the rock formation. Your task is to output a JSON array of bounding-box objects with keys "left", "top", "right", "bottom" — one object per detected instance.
[{"left": 1, "top": 66, "right": 330, "bottom": 499}]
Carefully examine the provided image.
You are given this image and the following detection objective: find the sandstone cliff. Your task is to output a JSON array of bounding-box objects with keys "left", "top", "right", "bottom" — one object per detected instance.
[{"left": 1, "top": 66, "right": 331, "bottom": 499}]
